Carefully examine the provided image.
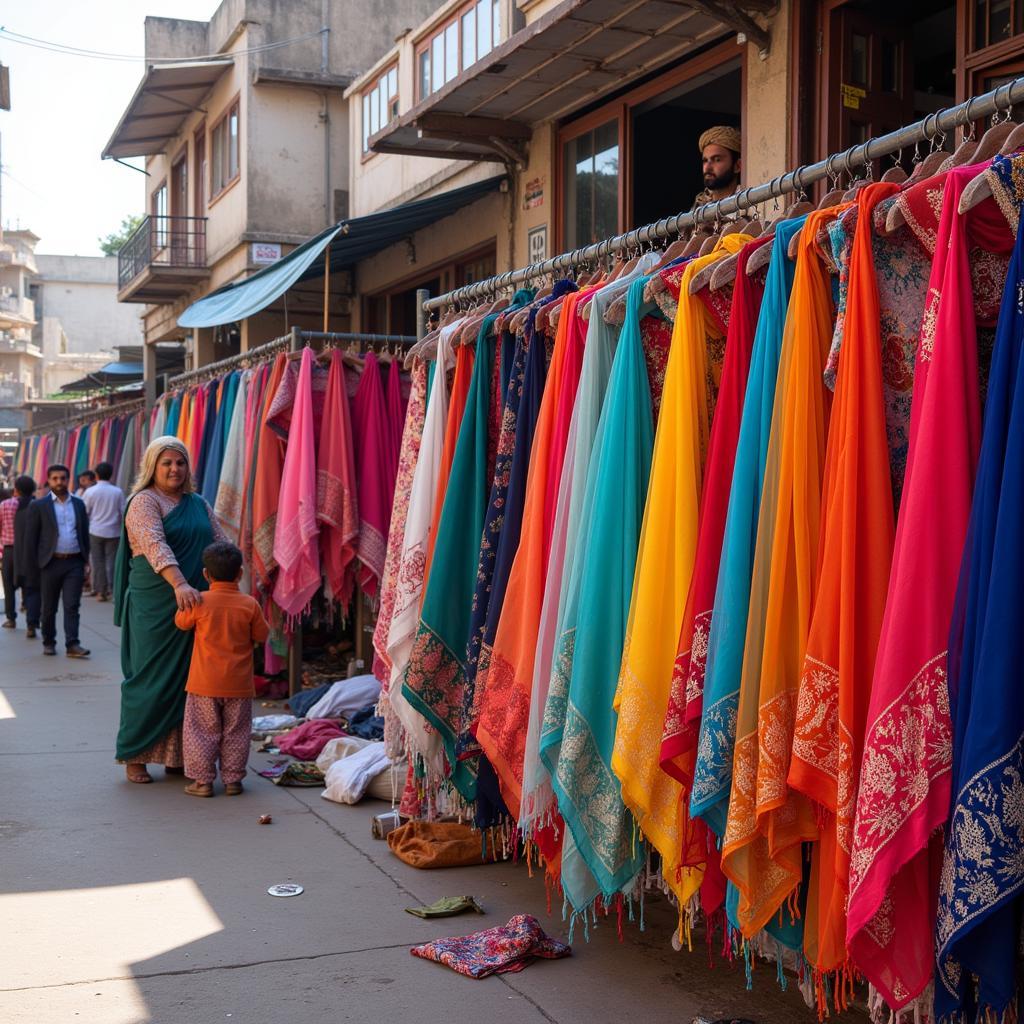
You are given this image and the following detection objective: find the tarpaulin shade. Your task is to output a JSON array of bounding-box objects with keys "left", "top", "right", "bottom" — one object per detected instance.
[{"left": 177, "top": 175, "right": 506, "bottom": 330}]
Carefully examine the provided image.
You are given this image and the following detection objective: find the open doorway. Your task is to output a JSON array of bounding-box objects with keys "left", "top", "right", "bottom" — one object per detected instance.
[{"left": 631, "top": 63, "right": 741, "bottom": 227}]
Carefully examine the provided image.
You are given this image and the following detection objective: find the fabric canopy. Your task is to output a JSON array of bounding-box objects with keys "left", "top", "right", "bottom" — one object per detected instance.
[{"left": 178, "top": 175, "right": 507, "bottom": 330}]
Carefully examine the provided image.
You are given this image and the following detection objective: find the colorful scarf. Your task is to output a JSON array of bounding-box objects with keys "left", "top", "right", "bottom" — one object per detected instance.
[
  {"left": 661, "top": 237, "right": 769, "bottom": 784},
  {"left": 386, "top": 322, "right": 458, "bottom": 773},
  {"left": 352, "top": 352, "right": 394, "bottom": 596},
  {"left": 385, "top": 358, "right": 406, "bottom": 484},
  {"left": 849, "top": 167, "right": 1013, "bottom": 1011},
  {"left": 373, "top": 360, "right": 428, "bottom": 687},
  {"left": 214, "top": 370, "right": 251, "bottom": 541},
  {"left": 250, "top": 354, "right": 289, "bottom": 597},
  {"left": 317, "top": 350, "right": 360, "bottom": 608},
  {"left": 201, "top": 372, "right": 238, "bottom": 501},
  {"left": 549, "top": 277, "right": 654, "bottom": 913},
  {"left": 935, "top": 183, "right": 1024, "bottom": 1023},
  {"left": 614, "top": 235, "right": 749, "bottom": 912},
  {"left": 691, "top": 218, "right": 807, "bottom": 839},
  {"left": 272, "top": 347, "right": 321, "bottom": 620}
]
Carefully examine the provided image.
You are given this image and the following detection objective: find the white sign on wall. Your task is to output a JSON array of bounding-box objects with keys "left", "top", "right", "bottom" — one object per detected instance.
[
  {"left": 251, "top": 242, "right": 282, "bottom": 265},
  {"left": 528, "top": 224, "right": 547, "bottom": 265}
]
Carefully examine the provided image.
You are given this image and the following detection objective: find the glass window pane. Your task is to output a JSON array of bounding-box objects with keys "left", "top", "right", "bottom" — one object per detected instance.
[
  {"left": 432, "top": 34, "right": 444, "bottom": 91},
  {"left": 974, "top": 0, "right": 987, "bottom": 47},
  {"left": 881, "top": 38, "right": 900, "bottom": 93},
  {"left": 990, "top": 0, "right": 1011, "bottom": 42},
  {"left": 229, "top": 108, "right": 239, "bottom": 180},
  {"left": 592, "top": 120, "right": 619, "bottom": 243},
  {"left": 419, "top": 49, "right": 430, "bottom": 99},
  {"left": 211, "top": 126, "right": 222, "bottom": 192},
  {"left": 493, "top": 0, "right": 501, "bottom": 46},
  {"left": 370, "top": 85, "right": 380, "bottom": 134},
  {"left": 363, "top": 94, "right": 370, "bottom": 151},
  {"left": 477, "top": 0, "right": 491, "bottom": 59},
  {"left": 851, "top": 32, "right": 868, "bottom": 87},
  {"left": 388, "top": 67, "right": 398, "bottom": 100},
  {"left": 562, "top": 120, "right": 620, "bottom": 249},
  {"left": 445, "top": 22, "right": 458, "bottom": 82},
  {"left": 462, "top": 9, "right": 477, "bottom": 68}
]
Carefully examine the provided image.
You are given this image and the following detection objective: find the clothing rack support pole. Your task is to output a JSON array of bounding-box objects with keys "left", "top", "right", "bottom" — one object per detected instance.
[
  {"left": 415, "top": 288, "right": 429, "bottom": 341},
  {"left": 323, "top": 243, "right": 331, "bottom": 333},
  {"left": 143, "top": 344, "right": 157, "bottom": 413},
  {"left": 287, "top": 325, "right": 304, "bottom": 698}
]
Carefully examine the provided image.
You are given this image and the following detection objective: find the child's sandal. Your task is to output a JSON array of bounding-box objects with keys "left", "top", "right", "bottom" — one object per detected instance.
[
  {"left": 184, "top": 782, "right": 214, "bottom": 798},
  {"left": 224, "top": 782, "right": 244, "bottom": 796}
]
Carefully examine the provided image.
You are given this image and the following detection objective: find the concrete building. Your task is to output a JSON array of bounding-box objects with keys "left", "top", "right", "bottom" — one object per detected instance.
[
  {"left": 31, "top": 255, "right": 144, "bottom": 396},
  {"left": 0, "top": 230, "right": 43, "bottom": 429},
  {"left": 105, "top": 0, "right": 441, "bottom": 382}
]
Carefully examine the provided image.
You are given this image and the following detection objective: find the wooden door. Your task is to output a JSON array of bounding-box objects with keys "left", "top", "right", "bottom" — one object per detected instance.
[
  {"left": 821, "top": 4, "right": 914, "bottom": 177},
  {"left": 193, "top": 127, "right": 207, "bottom": 261},
  {"left": 170, "top": 155, "right": 188, "bottom": 263}
]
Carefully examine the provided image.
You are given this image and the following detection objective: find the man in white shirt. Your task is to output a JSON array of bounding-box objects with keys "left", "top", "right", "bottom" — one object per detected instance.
[
  {"left": 83, "top": 462, "right": 126, "bottom": 603},
  {"left": 24, "top": 464, "right": 91, "bottom": 658}
]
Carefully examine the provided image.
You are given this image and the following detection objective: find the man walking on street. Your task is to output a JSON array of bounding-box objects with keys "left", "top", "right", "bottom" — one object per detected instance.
[
  {"left": 83, "top": 462, "right": 125, "bottom": 603},
  {"left": 2, "top": 476, "right": 41, "bottom": 635},
  {"left": 25, "top": 465, "right": 91, "bottom": 658}
]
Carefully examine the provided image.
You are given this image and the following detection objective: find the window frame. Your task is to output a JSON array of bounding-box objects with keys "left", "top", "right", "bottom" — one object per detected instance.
[
  {"left": 209, "top": 95, "right": 242, "bottom": 203},
  {"left": 414, "top": 0, "right": 503, "bottom": 103},
  {"left": 362, "top": 62, "right": 400, "bottom": 160},
  {"left": 955, "top": 0, "right": 1024, "bottom": 108}
]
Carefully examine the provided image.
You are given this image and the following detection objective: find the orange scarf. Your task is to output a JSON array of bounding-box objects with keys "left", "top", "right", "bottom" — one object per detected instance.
[
  {"left": 787, "top": 184, "right": 899, "bottom": 978},
  {"left": 719, "top": 208, "right": 847, "bottom": 936}
]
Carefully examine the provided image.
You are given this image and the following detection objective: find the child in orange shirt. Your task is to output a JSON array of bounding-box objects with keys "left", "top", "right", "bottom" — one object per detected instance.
[{"left": 175, "top": 541, "right": 269, "bottom": 797}]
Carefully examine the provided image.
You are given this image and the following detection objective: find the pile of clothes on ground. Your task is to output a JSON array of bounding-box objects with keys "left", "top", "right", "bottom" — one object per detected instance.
[{"left": 253, "top": 674, "right": 401, "bottom": 803}]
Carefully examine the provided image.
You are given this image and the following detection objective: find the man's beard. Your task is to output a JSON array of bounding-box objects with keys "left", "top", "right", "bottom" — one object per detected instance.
[{"left": 704, "top": 168, "right": 738, "bottom": 192}]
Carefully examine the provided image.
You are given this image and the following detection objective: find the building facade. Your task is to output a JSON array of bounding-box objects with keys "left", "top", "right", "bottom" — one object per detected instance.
[
  {"left": 106, "top": 0, "right": 441, "bottom": 372},
  {"left": 0, "top": 230, "right": 43, "bottom": 429}
]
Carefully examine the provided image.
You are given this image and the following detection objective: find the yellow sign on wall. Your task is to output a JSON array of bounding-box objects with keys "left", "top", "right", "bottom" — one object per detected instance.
[{"left": 841, "top": 83, "right": 867, "bottom": 110}]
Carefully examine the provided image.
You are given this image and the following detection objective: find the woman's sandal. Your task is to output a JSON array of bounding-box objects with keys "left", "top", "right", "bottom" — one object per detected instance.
[
  {"left": 224, "top": 782, "right": 244, "bottom": 796},
  {"left": 184, "top": 782, "right": 214, "bottom": 798},
  {"left": 126, "top": 764, "right": 152, "bottom": 784}
]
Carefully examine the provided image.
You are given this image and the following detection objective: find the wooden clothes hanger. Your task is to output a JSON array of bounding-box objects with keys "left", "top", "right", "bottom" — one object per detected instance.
[
  {"left": 746, "top": 199, "right": 814, "bottom": 276},
  {"left": 958, "top": 122, "right": 1024, "bottom": 213}
]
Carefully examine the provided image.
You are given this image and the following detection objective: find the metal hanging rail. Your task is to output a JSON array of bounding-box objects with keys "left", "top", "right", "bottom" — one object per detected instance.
[
  {"left": 21, "top": 397, "right": 147, "bottom": 438},
  {"left": 424, "top": 76, "right": 1024, "bottom": 311}
]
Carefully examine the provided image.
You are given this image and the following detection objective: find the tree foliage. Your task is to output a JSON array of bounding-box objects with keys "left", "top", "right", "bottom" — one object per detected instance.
[{"left": 98, "top": 214, "right": 144, "bottom": 256}]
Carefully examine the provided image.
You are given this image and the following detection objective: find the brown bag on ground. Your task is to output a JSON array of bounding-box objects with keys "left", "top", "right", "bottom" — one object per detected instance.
[{"left": 387, "top": 820, "right": 487, "bottom": 869}]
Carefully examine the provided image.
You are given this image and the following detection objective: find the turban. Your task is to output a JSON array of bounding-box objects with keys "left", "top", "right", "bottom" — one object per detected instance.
[{"left": 699, "top": 125, "right": 741, "bottom": 155}]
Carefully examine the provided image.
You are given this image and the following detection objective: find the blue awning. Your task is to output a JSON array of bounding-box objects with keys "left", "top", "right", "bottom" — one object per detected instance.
[{"left": 178, "top": 174, "right": 505, "bottom": 329}]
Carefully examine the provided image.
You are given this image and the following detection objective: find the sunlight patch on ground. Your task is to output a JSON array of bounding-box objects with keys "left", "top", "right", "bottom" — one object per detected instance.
[
  {"left": 0, "top": 690, "right": 15, "bottom": 720},
  {"left": 0, "top": 878, "right": 223, "bottom": 1015}
]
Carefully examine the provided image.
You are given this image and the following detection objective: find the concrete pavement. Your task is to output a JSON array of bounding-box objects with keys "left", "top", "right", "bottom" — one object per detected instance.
[{"left": 0, "top": 596, "right": 817, "bottom": 1024}]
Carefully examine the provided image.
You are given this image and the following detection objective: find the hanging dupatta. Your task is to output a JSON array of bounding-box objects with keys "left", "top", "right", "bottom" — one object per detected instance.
[
  {"left": 115, "top": 419, "right": 137, "bottom": 493},
  {"left": 848, "top": 167, "right": 1013, "bottom": 1011},
  {"left": 214, "top": 371, "right": 250, "bottom": 541},
  {"left": 520, "top": 286, "right": 601, "bottom": 839},
  {"left": 613, "top": 235, "right": 750, "bottom": 913},
  {"left": 250, "top": 354, "right": 289, "bottom": 597},
  {"left": 661, "top": 236, "right": 770, "bottom": 783},
  {"left": 201, "top": 373, "right": 238, "bottom": 501},
  {"left": 934, "top": 184, "right": 1024, "bottom": 1024},
  {"left": 194, "top": 380, "right": 219, "bottom": 484},
  {"left": 374, "top": 360, "right": 428, "bottom": 685},
  {"left": 385, "top": 358, "right": 407, "bottom": 482},
  {"left": 386, "top": 322, "right": 458, "bottom": 774},
  {"left": 272, "top": 348, "right": 321, "bottom": 620},
  {"left": 691, "top": 219, "right": 807, "bottom": 841},
  {"left": 470, "top": 287, "right": 574, "bottom": 811},
  {"left": 719, "top": 209, "right": 846, "bottom": 938},
  {"left": 317, "top": 350, "right": 360, "bottom": 609},
  {"left": 422, "top": 335, "right": 475, "bottom": 587},
  {"left": 546, "top": 277, "right": 654, "bottom": 915},
  {"left": 351, "top": 352, "right": 394, "bottom": 597},
  {"left": 238, "top": 364, "right": 268, "bottom": 589},
  {"left": 403, "top": 313, "right": 504, "bottom": 798}
]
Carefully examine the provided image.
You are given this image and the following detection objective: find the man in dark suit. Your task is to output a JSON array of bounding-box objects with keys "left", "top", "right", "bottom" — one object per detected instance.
[{"left": 25, "top": 464, "right": 91, "bottom": 658}]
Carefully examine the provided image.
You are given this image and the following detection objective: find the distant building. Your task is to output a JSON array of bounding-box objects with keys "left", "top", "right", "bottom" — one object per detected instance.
[
  {"left": 0, "top": 229, "right": 43, "bottom": 429},
  {"left": 31, "top": 254, "right": 144, "bottom": 396}
]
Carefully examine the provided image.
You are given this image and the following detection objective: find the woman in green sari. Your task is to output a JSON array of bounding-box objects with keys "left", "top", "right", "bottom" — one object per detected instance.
[{"left": 115, "top": 436, "right": 227, "bottom": 783}]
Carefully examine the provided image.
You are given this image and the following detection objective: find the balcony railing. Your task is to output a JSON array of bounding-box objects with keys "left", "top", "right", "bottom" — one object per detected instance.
[
  {"left": 0, "top": 295, "right": 36, "bottom": 323},
  {"left": 118, "top": 215, "right": 208, "bottom": 291}
]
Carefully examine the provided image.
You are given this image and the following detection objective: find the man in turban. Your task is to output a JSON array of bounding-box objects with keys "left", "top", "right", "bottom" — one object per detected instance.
[{"left": 692, "top": 125, "right": 742, "bottom": 212}]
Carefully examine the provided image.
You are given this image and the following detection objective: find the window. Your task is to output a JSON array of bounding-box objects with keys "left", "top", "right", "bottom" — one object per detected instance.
[
  {"left": 362, "top": 65, "right": 399, "bottom": 154},
  {"left": 211, "top": 99, "right": 240, "bottom": 198},
  {"left": 151, "top": 180, "right": 168, "bottom": 248},
  {"left": 562, "top": 119, "right": 619, "bottom": 250},
  {"left": 416, "top": 0, "right": 504, "bottom": 101}
]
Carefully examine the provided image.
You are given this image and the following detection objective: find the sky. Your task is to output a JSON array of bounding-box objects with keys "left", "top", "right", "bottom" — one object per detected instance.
[{"left": 0, "top": 0, "right": 219, "bottom": 255}]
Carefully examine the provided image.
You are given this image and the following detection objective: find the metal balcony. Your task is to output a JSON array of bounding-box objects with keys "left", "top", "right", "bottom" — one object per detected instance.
[{"left": 117, "top": 215, "right": 210, "bottom": 304}]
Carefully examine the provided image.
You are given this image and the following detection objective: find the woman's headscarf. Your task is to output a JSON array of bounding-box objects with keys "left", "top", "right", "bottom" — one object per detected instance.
[{"left": 132, "top": 435, "right": 194, "bottom": 497}]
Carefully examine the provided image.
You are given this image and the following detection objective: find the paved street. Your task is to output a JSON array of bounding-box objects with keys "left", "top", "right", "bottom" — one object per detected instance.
[{"left": 0, "top": 597, "right": 815, "bottom": 1024}]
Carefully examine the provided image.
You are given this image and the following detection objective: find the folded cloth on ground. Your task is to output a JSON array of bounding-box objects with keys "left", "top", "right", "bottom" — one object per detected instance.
[
  {"left": 365, "top": 760, "right": 404, "bottom": 802},
  {"left": 405, "top": 896, "right": 485, "bottom": 919},
  {"left": 251, "top": 714, "right": 299, "bottom": 733},
  {"left": 321, "top": 742, "right": 391, "bottom": 804},
  {"left": 387, "top": 820, "right": 492, "bottom": 869},
  {"left": 347, "top": 704, "right": 385, "bottom": 740},
  {"left": 410, "top": 914, "right": 571, "bottom": 978},
  {"left": 277, "top": 719, "right": 345, "bottom": 759},
  {"left": 288, "top": 682, "right": 333, "bottom": 718},
  {"left": 306, "top": 674, "right": 382, "bottom": 720},
  {"left": 270, "top": 761, "right": 324, "bottom": 786},
  {"left": 315, "top": 734, "right": 373, "bottom": 773}
]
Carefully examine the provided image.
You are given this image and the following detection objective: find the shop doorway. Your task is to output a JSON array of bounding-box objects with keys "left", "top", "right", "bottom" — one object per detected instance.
[{"left": 631, "top": 64, "right": 741, "bottom": 228}]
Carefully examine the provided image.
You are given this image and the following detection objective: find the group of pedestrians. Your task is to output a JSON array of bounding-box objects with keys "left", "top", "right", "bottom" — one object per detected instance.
[{"left": 0, "top": 461, "right": 125, "bottom": 657}]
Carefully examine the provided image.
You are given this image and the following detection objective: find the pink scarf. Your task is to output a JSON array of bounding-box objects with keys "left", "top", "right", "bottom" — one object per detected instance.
[
  {"left": 385, "top": 358, "right": 406, "bottom": 484},
  {"left": 847, "top": 165, "right": 1013, "bottom": 1008},
  {"left": 352, "top": 352, "right": 393, "bottom": 597},
  {"left": 272, "top": 348, "right": 321, "bottom": 620},
  {"left": 317, "top": 350, "right": 360, "bottom": 609}
]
